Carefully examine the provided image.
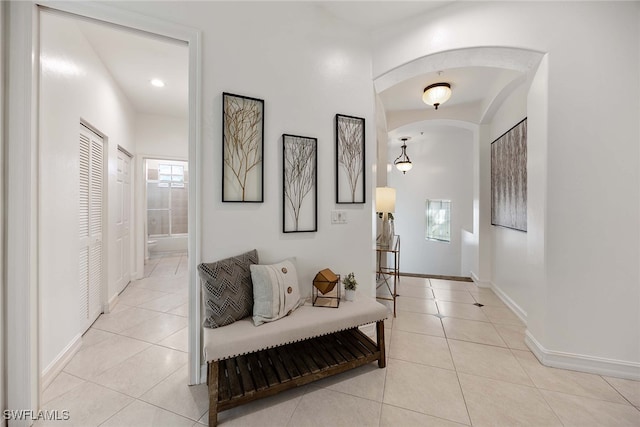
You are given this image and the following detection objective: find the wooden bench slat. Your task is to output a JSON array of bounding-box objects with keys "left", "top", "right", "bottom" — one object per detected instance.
[
  {"left": 276, "top": 346, "right": 302, "bottom": 379},
  {"left": 322, "top": 333, "right": 356, "bottom": 362},
  {"left": 226, "top": 358, "right": 244, "bottom": 398},
  {"left": 246, "top": 353, "right": 269, "bottom": 391},
  {"left": 346, "top": 328, "right": 378, "bottom": 354},
  {"left": 336, "top": 330, "right": 367, "bottom": 359},
  {"left": 235, "top": 355, "right": 256, "bottom": 395},
  {"left": 257, "top": 350, "right": 280, "bottom": 387},
  {"left": 218, "top": 360, "right": 231, "bottom": 402},
  {"left": 266, "top": 348, "right": 291, "bottom": 383},
  {"left": 300, "top": 339, "right": 329, "bottom": 370},
  {"left": 307, "top": 337, "right": 338, "bottom": 368},
  {"left": 316, "top": 334, "right": 347, "bottom": 364},
  {"left": 289, "top": 345, "right": 312, "bottom": 375},
  {"left": 292, "top": 341, "right": 321, "bottom": 373}
]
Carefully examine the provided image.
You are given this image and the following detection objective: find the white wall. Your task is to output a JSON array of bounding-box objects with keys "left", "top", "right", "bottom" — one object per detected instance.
[
  {"left": 39, "top": 11, "right": 136, "bottom": 375},
  {"left": 373, "top": 1, "right": 640, "bottom": 374},
  {"left": 135, "top": 113, "right": 188, "bottom": 158},
  {"left": 489, "top": 82, "right": 529, "bottom": 316},
  {"left": 112, "top": 2, "right": 376, "bottom": 297},
  {"left": 388, "top": 126, "right": 473, "bottom": 276}
]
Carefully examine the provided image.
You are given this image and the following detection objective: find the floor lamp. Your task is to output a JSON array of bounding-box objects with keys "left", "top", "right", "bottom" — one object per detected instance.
[{"left": 376, "top": 187, "right": 396, "bottom": 247}]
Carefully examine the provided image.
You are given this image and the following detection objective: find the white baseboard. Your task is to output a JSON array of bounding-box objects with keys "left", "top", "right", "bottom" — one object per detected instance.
[
  {"left": 525, "top": 331, "right": 640, "bottom": 381},
  {"left": 489, "top": 281, "right": 527, "bottom": 324},
  {"left": 470, "top": 271, "right": 491, "bottom": 288},
  {"left": 41, "top": 334, "right": 82, "bottom": 390},
  {"left": 107, "top": 293, "right": 119, "bottom": 313}
]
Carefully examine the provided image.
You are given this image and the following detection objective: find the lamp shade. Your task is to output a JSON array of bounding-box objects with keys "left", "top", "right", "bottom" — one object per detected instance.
[
  {"left": 395, "top": 161, "right": 413, "bottom": 173},
  {"left": 376, "top": 187, "right": 396, "bottom": 213},
  {"left": 422, "top": 83, "right": 452, "bottom": 109}
]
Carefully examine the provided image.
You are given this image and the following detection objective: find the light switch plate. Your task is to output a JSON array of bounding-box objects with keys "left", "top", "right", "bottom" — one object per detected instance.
[{"left": 331, "top": 210, "right": 347, "bottom": 224}]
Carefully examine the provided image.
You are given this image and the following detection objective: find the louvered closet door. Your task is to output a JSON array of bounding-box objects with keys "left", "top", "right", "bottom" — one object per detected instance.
[{"left": 79, "top": 124, "right": 104, "bottom": 333}]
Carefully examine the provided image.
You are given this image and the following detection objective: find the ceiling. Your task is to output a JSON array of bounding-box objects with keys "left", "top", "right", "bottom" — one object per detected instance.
[
  {"left": 73, "top": 1, "right": 522, "bottom": 136},
  {"left": 77, "top": 19, "right": 188, "bottom": 118},
  {"left": 379, "top": 67, "right": 522, "bottom": 113},
  {"left": 318, "top": 1, "right": 454, "bottom": 31}
]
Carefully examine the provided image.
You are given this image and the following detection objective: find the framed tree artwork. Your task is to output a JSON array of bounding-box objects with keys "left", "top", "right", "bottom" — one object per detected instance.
[
  {"left": 222, "top": 92, "right": 264, "bottom": 202},
  {"left": 491, "top": 117, "right": 527, "bottom": 231},
  {"left": 335, "top": 114, "right": 365, "bottom": 204},
  {"left": 283, "top": 134, "right": 317, "bottom": 233}
]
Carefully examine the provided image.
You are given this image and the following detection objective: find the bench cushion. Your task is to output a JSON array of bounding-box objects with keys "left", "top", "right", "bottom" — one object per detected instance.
[{"left": 203, "top": 296, "right": 388, "bottom": 362}]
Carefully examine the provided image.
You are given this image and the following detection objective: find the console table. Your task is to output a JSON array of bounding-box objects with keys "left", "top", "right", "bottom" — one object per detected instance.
[{"left": 376, "top": 235, "right": 400, "bottom": 317}]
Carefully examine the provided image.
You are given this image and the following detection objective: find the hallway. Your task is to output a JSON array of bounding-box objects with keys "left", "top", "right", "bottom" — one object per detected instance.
[{"left": 38, "top": 270, "right": 639, "bottom": 426}]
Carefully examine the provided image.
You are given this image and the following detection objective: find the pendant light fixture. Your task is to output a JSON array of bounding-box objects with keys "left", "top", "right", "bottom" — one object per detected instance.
[
  {"left": 394, "top": 137, "right": 412, "bottom": 174},
  {"left": 422, "top": 82, "right": 451, "bottom": 110}
]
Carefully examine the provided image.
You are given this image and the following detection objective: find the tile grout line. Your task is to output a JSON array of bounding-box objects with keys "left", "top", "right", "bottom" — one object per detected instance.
[{"left": 601, "top": 376, "right": 639, "bottom": 408}]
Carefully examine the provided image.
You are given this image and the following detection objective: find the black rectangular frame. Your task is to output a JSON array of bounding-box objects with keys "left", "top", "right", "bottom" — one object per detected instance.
[
  {"left": 282, "top": 134, "right": 318, "bottom": 233},
  {"left": 335, "top": 114, "right": 365, "bottom": 204},
  {"left": 222, "top": 92, "right": 265, "bottom": 202}
]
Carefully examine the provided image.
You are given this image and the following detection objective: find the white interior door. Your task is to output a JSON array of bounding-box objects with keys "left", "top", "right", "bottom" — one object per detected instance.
[
  {"left": 79, "top": 124, "right": 105, "bottom": 333},
  {"left": 115, "top": 147, "right": 132, "bottom": 294}
]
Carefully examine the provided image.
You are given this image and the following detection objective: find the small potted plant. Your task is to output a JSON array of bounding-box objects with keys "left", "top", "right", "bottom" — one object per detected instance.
[{"left": 342, "top": 272, "right": 357, "bottom": 301}]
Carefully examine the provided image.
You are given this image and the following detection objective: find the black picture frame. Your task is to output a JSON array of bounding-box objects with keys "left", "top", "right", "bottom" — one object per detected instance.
[
  {"left": 335, "top": 114, "right": 365, "bottom": 204},
  {"left": 222, "top": 92, "right": 265, "bottom": 202},
  {"left": 491, "top": 117, "right": 527, "bottom": 232},
  {"left": 283, "top": 134, "right": 317, "bottom": 233}
]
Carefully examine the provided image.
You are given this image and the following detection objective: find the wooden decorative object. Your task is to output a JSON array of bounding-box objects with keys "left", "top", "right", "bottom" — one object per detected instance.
[{"left": 312, "top": 269, "right": 340, "bottom": 308}]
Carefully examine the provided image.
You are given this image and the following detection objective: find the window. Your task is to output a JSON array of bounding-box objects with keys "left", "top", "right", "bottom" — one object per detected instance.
[
  {"left": 426, "top": 199, "right": 451, "bottom": 242},
  {"left": 146, "top": 159, "right": 188, "bottom": 237}
]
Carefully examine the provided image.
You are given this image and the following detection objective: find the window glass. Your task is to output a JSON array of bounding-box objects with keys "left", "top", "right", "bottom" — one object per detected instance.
[
  {"left": 426, "top": 199, "right": 451, "bottom": 242},
  {"left": 146, "top": 159, "right": 188, "bottom": 237}
]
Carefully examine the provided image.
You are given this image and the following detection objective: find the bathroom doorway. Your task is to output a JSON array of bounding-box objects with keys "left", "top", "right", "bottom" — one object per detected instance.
[{"left": 145, "top": 158, "right": 189, "bottom": 259}]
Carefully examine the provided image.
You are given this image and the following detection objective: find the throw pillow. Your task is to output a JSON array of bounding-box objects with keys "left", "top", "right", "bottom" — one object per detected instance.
[
  {"left": 198, "top": 249, "right": 258, "bottom": 329},
  {"left": 251, "top": 258, "right": 304, "bottom": 326}
]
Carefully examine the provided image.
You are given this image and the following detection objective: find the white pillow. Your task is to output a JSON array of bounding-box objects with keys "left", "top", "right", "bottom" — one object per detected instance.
[{"left": 250, "top": 259, "right": 304, "bottom": 326}]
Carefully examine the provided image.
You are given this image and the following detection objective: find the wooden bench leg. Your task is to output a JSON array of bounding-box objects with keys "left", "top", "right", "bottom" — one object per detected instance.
[
  {"left": 208, "top": 361, "right": 219, "bottom": 427},
  {"left": 376, "top": 320, "right": 386, "bottom": 368}
]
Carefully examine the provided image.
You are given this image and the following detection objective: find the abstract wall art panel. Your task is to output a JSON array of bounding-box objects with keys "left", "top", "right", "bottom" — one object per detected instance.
[
  {"left": 491, "top": 118, "right": 527, "bottom": 232},
  {"left": 222, "top": 92, "right": 264, "bottom": 202},
  {"left": 283, "top": 134, "right": 317, "bottom": 233},
  {"left": 335, "top": 114, "right": 365, "bottom": 204}
]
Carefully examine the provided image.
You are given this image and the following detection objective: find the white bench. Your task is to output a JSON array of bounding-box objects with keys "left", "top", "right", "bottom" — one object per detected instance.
[{"left": 203, "top": 297, "right": 388, "bottom": 426}]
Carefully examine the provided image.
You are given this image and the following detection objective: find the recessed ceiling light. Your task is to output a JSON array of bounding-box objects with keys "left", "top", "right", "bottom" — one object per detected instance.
[{"left": 150, "top": 79, "right": 165, "bottom": 88}]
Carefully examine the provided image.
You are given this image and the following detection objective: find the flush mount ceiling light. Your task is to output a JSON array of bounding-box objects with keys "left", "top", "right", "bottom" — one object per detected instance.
[
  {"left": 150, "top": 78, "right": 165, "bottom": 88},
  {"left": 422, "top": 82, "right": 451, "bottom": 110},
  {"left": 394, "top": 137, "right": 413, "bottom": 174}
]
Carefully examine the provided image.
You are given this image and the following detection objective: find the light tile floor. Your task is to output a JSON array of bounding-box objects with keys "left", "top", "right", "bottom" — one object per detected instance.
[{"left": 39, "top": 267, "right": 640, "bottom": 426}]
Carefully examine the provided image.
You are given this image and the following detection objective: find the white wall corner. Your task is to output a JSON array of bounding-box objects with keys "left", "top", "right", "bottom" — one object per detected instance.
[
  {"left": 525, "top": 331, "right": 640, "bottom": 381},
  {"left": 41, "top": 334, "right": 82, "bottom": 391},
  {"left": 490, "top": 281, "right": 527, "bottom": 324},
  {"left": 470, "top": 271, "right": 491, "bottom": 288}
]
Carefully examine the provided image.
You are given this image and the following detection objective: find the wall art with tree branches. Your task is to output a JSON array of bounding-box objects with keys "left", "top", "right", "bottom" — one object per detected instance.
[
  {"left": 283, "top": 134, "right": 317, "bottom": 233},
  {"left": 222, "top": 92, "right": 264, "bottom": 202},
  {"left": 335, "top": 114, "right": 365, "bottom": 204}
]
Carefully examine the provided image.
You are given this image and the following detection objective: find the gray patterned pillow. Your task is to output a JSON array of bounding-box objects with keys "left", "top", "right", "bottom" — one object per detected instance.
[{"left": 198, "top": 249, "right": 258, "bottom": 328}]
